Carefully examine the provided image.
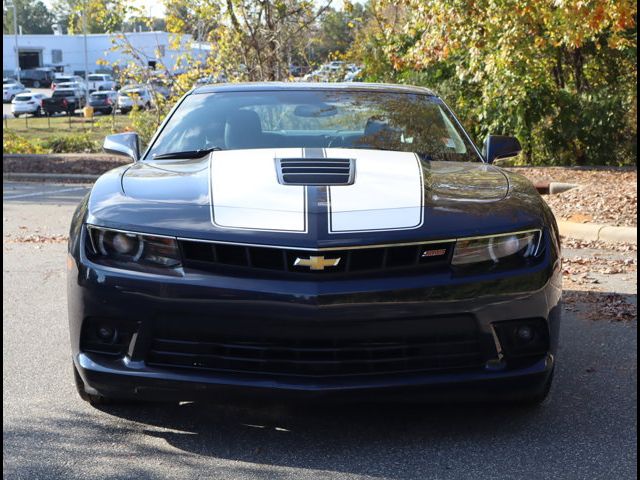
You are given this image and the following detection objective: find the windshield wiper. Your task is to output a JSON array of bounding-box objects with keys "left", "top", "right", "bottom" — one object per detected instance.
[{"left": 152, "top": 146, "right": 224, "bottom": 160}]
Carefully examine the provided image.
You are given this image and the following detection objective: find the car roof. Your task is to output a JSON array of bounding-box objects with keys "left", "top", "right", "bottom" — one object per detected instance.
[
  {"left": 191, "top": 82, "right": 438, "bottom": 97},
  {"left": 91, "top": 90, "right": 116, "bottom": 94}
]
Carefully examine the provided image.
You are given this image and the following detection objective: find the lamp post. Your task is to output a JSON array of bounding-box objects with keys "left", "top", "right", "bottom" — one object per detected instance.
[
  {"left": 7, "top": 0, "right": 20, "bottom": 83},
  {"left": 83, "top": 0, "right": 89, "bottom": 104}
]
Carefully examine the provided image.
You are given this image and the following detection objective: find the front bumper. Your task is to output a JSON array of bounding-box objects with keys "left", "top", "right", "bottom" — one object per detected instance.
[{"left": 69, "top": 236, "right": 562, "bottom": 403}]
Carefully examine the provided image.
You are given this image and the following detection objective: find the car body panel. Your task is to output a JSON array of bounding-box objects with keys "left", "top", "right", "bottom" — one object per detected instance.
[
  {"left": 87, "top": 74, "right": 116, "bottom": 92},
  {"left": 3, "top": 83, "right": 26, "bottom": 102},
  {"left": 11, "top": 93, "right": 45, "bottom": 114},
  {"left": 68, "top": 82, "right": 562, "bottom": 403}
]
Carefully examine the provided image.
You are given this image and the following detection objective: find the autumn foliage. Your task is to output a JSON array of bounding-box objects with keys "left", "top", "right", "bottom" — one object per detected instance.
[{"left": 351, "top": 0, "right": 637, "bottom": 165}]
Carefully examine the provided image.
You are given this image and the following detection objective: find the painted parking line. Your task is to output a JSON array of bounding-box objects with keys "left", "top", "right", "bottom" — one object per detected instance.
[{"left": 3, "top": 186, "right": 89, "bottom": 200}]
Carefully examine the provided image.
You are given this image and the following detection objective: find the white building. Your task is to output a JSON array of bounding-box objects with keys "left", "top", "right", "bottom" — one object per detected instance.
[{"left": 2, "top": 31, "right": 209, "bottom": 77}]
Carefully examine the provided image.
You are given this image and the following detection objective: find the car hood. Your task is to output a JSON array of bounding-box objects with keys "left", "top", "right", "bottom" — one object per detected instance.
[{"left": 89, "top": 148, "right": 544, "bottom": 248}]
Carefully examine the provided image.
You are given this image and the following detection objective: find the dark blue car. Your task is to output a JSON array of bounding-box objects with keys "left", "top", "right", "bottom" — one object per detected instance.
[{"left": 68, "top": 83, "right": 562, "bottom": 406}]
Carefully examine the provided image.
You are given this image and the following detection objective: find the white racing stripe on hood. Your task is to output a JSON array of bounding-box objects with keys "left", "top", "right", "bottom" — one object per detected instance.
[
  {"left": 210, "top": 149, "right": 307, "bottom": 232},
  {"left": 326, "top": 149, "right": 424, "bottom": 233}
]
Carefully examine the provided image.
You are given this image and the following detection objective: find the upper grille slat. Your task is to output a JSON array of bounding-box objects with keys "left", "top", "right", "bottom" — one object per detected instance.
[
  {"left": 180, "top": 240, "right": 454, "bottom": 277},
  {"left": 277, "top": 158, "right": 355, "bottom": 186}
]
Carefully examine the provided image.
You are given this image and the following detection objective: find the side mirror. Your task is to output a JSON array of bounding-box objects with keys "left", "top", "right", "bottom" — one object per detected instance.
[
  {"left": 103, "top": 132, "right": 140, "bottom": 162},
  {"left": 482, "top": 135, "right": 522, "bottom": 164}
]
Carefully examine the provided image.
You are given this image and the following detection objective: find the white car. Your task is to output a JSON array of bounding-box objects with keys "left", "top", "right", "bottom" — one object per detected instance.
[
  {"left": 52, "top": 75, "right": 85, "bottom": 91},
  {"left": 11, "top": 92, "right": 46, "bottom": 117},
  {"left": 3, "top": 82, "right": 27, "bottom": 103},
  {"left": 86, "top": 73, "right": 117, "bottom": 92},
  {"left": 55, "top": 82, "right": 88, "bottom": 98},
  {"left": 344, "top": 66, "right": 363, "bottom": 82},
  {"left": 117, "top": 86, "right": 153, "bottom": 113}
]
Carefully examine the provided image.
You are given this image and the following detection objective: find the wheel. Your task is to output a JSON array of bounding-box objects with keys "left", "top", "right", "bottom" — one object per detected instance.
[
  {"left": 36, "top": 107, "right": 44, "bottom": 117},
  {"left": 145, "top": 101, "right": 151, "bottom": 110},
  {"left": 13, "top": 113, "right": 20, "bottom": 118},
  {"left": 73, "top": 362, "right": 113, "bottom": 405},
  {"left": 105, "top": 107, "right": 113, "bottom": 115},
  {"left": 33, "top": 80, "right": 41, "bottom": 88}
]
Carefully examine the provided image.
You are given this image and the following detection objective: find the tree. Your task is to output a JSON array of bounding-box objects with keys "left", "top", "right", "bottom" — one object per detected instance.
[
  {"left": 351, "top": 0, "right": 637, "bottom": 165},
  {"left": 164, "top": 0, "right": 333, "bottom": 81},
  {"left": 50, "top": 0, "right": 128, "bottom": 34},
  {"left": 310, "top": 3, "right": 366, "bottom": 62},
  {"left": 3, "top": 0, "right": 55, "bottom": 35}
]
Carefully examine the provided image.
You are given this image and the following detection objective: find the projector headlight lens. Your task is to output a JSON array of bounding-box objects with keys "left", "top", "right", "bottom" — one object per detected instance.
[
  {"left": 88, "top": 226, "right": 182, "bottom": 271},
  {"left": 452, "top": 230, "right": 542, "bottom": 266}
]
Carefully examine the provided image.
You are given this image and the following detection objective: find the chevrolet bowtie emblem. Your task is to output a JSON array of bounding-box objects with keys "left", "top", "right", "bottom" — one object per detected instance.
[{"left": 294, "top": 255, "right": 341, "bottom": 271}]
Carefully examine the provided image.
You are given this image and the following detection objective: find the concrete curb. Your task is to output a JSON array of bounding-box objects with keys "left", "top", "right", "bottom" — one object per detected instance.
[{"left": 558, "top": 220, "right": 637, "bottom": 244}]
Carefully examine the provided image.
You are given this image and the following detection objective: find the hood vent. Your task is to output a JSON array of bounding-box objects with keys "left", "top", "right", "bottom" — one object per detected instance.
[{"left": 276, "top": 158, "right": 355, "bottom": 186}]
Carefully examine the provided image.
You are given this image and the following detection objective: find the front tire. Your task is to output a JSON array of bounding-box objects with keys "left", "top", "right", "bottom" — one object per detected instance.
[{"left": 33, "top": 80, "right": 41, "bottom": 88}]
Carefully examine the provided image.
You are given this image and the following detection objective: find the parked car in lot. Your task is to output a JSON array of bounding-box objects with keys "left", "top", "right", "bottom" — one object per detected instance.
[
  {"left": 11, "top": 92, "right": 46, "bottom": 117},
  {"left": 344, "top": 65, "right": 363, "bottom": 82},
  {"left": 117, "top": 86, "right": 153, "bottom": 113},
  {"left": 194, "top": 74, "right": 228, "bottom": 88},
  {"left": 19, "top": 68, "right": 55, "bottom": 88},
  {"left": 86, "top": 74, "right": 117, "bottom": 92},
  {"left": 69, "top": 83, "right": 562, "bottom": 407},
  {"left": 88, "top": 90, "right": 118, "bottom": 114},
  {"left": 3, "top": 81, "right": 27, "bottom": 103},
  {"left": 42, "top": 88, "right": 85, "bottom": 115},
  {"left": 52, "top": 75, "right": 86, "bottom": 91},
  {"left": 54, "top": 81, "right": 88, "bottom": 98}
]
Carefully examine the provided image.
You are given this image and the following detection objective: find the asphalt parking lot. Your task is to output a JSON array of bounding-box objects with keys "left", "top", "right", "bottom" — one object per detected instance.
[{"left": 3, "top": 181, "right": 637, "bottom": 480}]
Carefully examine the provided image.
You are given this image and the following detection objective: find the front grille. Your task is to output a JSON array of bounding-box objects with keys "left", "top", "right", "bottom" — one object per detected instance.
[
  {"left": 146, "top": 323, "right": 485, "bottom": 378},
  {"left": 276, "top": 158, "right": 355, "bottom": 185},
  {"left": 180, "top": 240, "right": 454, "bottom": 276}
]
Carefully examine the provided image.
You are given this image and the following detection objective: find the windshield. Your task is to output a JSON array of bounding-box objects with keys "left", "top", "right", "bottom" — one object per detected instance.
[
  {"left": 88, "top": 75, "right": 105, "bottom": 81},
  {"left": 14, "top": 96, "right": 32, "bottom": 101},
  {"left": 52, "top": 91, "right": 75, "bottom": 98},
  {"left": 91, "top": 93, "right": 109, "bottom": 99},
  {"left": 146, "top": 90, "right": 481, "bottom": 161}
]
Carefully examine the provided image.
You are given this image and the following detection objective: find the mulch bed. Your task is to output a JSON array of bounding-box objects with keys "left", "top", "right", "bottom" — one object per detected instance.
[{"left": 508, "top": 167, "right": 637, "bottom": 228}]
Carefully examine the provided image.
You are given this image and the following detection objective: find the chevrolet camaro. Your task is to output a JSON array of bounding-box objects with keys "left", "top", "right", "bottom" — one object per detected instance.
[{"left": 68, "top": 83, "right": 562, "bottom": 406}]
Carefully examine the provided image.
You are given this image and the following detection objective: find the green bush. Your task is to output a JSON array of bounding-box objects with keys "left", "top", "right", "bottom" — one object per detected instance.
[
  {"left": 42, "top": 133, "right": 100, "bottom": 153},
  {"left": 3, "top": 131, "right": 46, "bottom": 154}
]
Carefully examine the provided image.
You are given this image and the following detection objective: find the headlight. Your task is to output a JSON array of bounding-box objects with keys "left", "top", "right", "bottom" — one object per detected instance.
[
  {"left": 452, "top": 230, "right": 542, "bottom": 266},
  {"left": 87, "top": 226, "right": 182, "bottom": 272}
]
